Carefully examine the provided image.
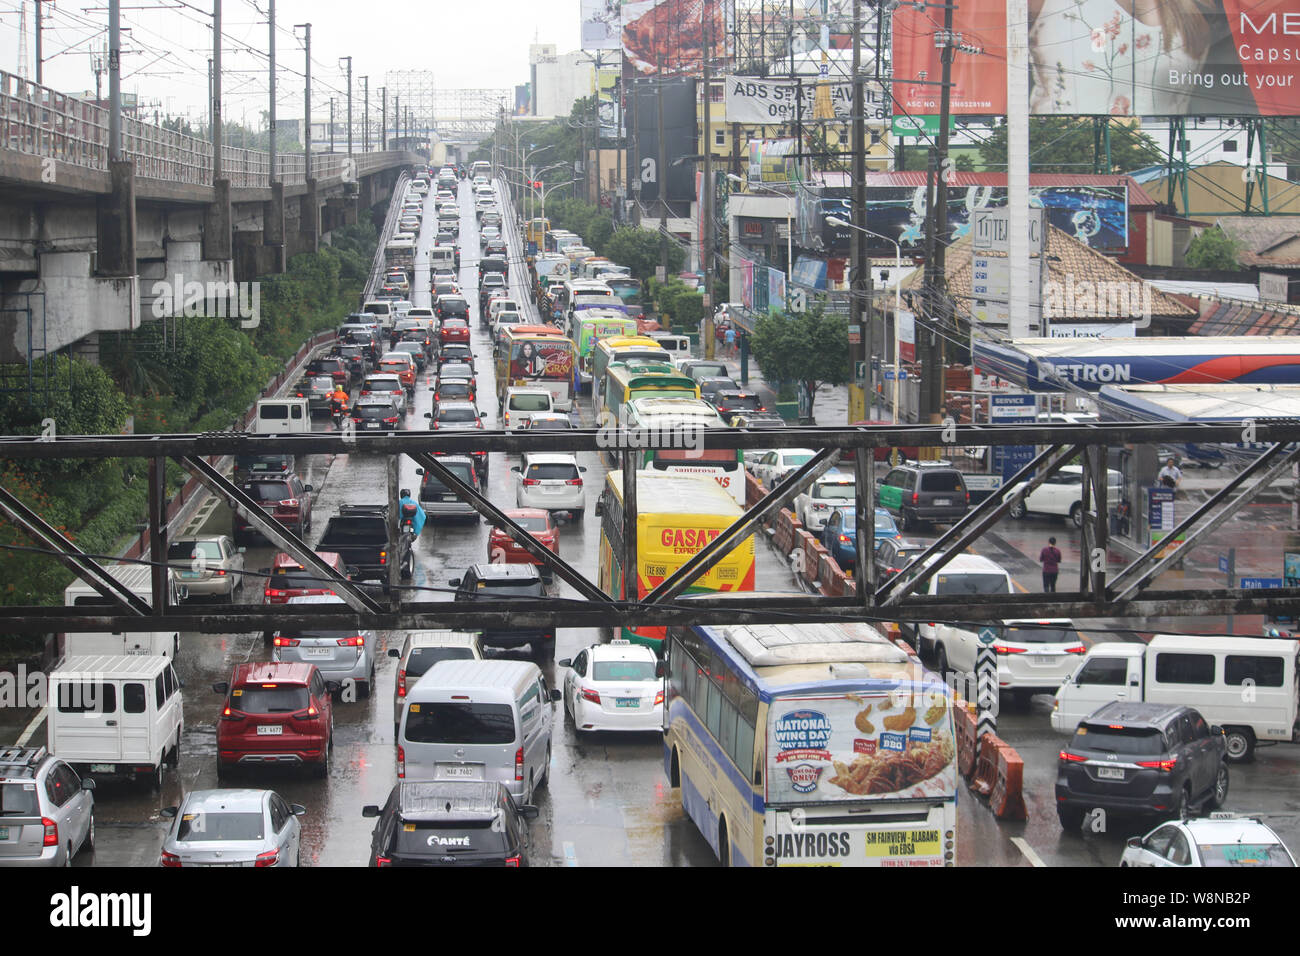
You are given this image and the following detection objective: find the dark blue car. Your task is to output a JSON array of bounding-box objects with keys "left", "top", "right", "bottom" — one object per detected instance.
[{"left": 820, "top": 507, "right": 901, "bottom": 574}]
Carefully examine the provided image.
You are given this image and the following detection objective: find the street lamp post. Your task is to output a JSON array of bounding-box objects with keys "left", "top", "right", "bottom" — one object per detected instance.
[
  {"left": 828, "top": 216, "right": 905, "bottom": 423},
  {"left": 519, "top": 143, "right": 554, "bottom": 224}
]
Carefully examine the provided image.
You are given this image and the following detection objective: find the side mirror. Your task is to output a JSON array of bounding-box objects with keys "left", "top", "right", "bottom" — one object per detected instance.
[
  {"left": 1211, "top": 725, "right": 1223, "bottom": 736},
  {"left": 1126, "top": 836, "right": 1142, "bottom": 849},
  {"left": 549, "top": 689, "right": 562, "bottom": 703},
  {"left": 361, "top": 805, "right": 381, "bottom": 818},
  {"left": 325, "top": 680, "right": 342, "bottom": 694},
  {"left": 160, "top": 806, "right": 178, "bottom": 819},
  {"left": 388, "top": 648, "right": 401, "bottom": 659},
  {"left": 303, "top": 484, "right": 314, "bottom": 493},
  {"left": 237, "top": 546, "right": 247, "bottom": 554},
  {"left": 81, "top": 778, "right": 96, "bottom": 791},
  {"left": 519, "top": 805, "right": 540, "bottom": 822},
  {"left": 291, "top": 804, "right": 307, "bottom": 816},
  {"left": 511, "top": 466, "right": 521, "bottom": 473},
  {"left": 479, "top": 411, "right": 486, "bottom": 418},
  {"left": 415, "top": 468, "right": 425, "bottom": 476},
  {"left": 593, "top": 499, "right": 604, "bottom": 517},
  {"left": 557, "top": 658, "right": 572, "bottom": 668},
  {"left": 212, "top": 681, "right": 229, "bottom": 694},
  {"left": 579, "top": 466, "right": 588, "bottom": 473},
  {"left": 448, "top": 578, "right": 462, "bottom": 588},
  {"left": 424, "top": 412, "right": 433, "bottom": 418},
  {"left": 655, "top": 662, "right": 666, "bottom": 679}
]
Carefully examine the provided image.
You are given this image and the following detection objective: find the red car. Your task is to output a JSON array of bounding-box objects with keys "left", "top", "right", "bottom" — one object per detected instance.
[
  {"left": 262, "top": 551, "right": 350, "bottom": 605},
  {"left": 439, "top": 318, "right": 470, "bottom": 346},
  {"left": 488, "top": 509, "right": 560, "bottom": 582},
  {"left": 377, "top": 354, "right": 417, "bottom": 394},
  {"left": 214, "top": 662, "right": 335, "bottom": 779}
]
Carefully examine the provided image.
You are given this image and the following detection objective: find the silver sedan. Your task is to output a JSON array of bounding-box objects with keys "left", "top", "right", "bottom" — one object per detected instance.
[
  {"left": 159, "top": 789, "right": 304, "bottom": 867},
  {"left": 168, "top": 535, "right": 246, "bottom": 601}
]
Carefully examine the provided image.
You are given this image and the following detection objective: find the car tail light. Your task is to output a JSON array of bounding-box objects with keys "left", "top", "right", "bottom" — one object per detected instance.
[
  {"left": 293, "top": 703, "right": 320, "bottom": 720},
  {"left": 566, "top": 478, "right": 583, "bottom": 486},
  {"left": 265, "top": 589, "right": 287, "bottom": 599},
  {"left": 522, "top": 478, "right": 540, "bottom": 486},
  {"left": 361, "top": 389, "right": 371, "bottom": 396},
  {"left": 376, "top": 856, "right": 392, "bottom": 867},
  {"left": 397, "top": 745, "right": 405, "bottom": 778},
  {"left": 580, "top": 687, "right": 601, "bottom": 704},
  {"left": 160, "top": 850, "right": 181, "bottom": 867},
  {"left": 1058, "top": 751, "right": 1086, "bottom": 763},
  {"left": 273, "top": 636, "right": 300, "bottom": 647},
  {"left": 352, "top": 416, "right": 363, "bottom": 423},
  {"left": 278, "top": 499, "right": 299, "bottom": 508},
  {"left": 514, "top": 747, "right": 524, "bottom": 781},
  {"left": 42, "top": 817, "right": 57, "bottom": 847},
  {"left": 337, "top": 635, "right": 365, "bottom": 647},
  {"left": 993, "top": 644, "right": 1027, "bottom": 654},
  {"left": 220, "top": 706, "right": 245, "bottom": 721},
  {"left": 384, "top": 416, "right": 399, "bottom": 424},
  {"left": 1136, "top": 759, "right": 1178, "bottom": 772},
  {"left": 505, "top": 855, "right": 521, "bottom": 867},
  {"left": 912, "top": 492, "right": 920, "bottom": 505},
  {"left": 254, "top": 848, "right": 279, "bottom": 867},
  {"left": 838, "top": 534, "right": 851, "bottom": 544},
  {"left": 379, "top": 551, "right": 387, "bottom": 565},
  {"left": 654, "top": 690, "right": 665, "bottom": 706},
  {"left": 1065, "top": 645, "right": 1086, "bottom": 654},
  {"left": 397, "top": 669, "right": 407, "bottom": 697}
]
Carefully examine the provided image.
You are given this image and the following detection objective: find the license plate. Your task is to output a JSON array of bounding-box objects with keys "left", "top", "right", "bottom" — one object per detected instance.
[
  {"left": 935, "top": 498, "right": 952, "bottom": 506},
  {"left": 1096, "top": 766, "right": 1125, "bottom": 780},
  {"left": 440, "top": 494, "right": 458, "bottom": 502},
  {"left": 615, "top": 698, "right": 640, "bottom": 708},
  {"left": 89, "top": 764, "right": 114, "bottom": 773},
  {"left": 301, "top": 647, "right": 332, "bottom": 658},
  {"left": 441, "top": 765, "right": 477, "bottom": 778},
  {"left": 256, "top": 725, "right": 284, "bottom": 736},
  {"left": 1033, "top": 655, "right": 1057, "bottom": 665},
  {"left": 179, "top": 571, "right": 202, "bottom": 579},
  {"left": 0, "top": 827, "right": 9, "bottom": 840}
]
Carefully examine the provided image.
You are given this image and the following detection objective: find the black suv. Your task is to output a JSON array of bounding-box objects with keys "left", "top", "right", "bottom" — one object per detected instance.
[
  {"left": 1056, "top": 702, "right": 1229, "bottom": 831},
  {"left": 449, "top": 564, "right": 552, "bottom": 657},
  {"left": 876, "top": 462, "right": 970, "bottom": 531},
  {"left": 362, "top": 781, "right": 536, "bottom": 867}
]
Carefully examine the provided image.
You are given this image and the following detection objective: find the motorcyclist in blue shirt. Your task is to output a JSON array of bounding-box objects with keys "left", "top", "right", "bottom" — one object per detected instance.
[{"left": 398, "top": 488, "right": 426, "bottom": 539}]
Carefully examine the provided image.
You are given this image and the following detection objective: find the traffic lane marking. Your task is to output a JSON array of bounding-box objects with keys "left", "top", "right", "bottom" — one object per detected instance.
[{"left": 1011, "top": 836, "right": 1047, "bottom": 867}]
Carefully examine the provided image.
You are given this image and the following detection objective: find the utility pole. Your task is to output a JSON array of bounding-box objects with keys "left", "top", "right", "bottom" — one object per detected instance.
[
  {"left": 109, "top": 0, "right": 121, "bottom": 160},
  {"left": 380, "top": 87, "right": 387, "bottom": 150},
  {"left": 702, "top": 0, "right": 715, "bottom": 326},
  {"left": 592, "top": 53, "right": 601, "bottom": 207},
  {"left": 34, "top": 0, "right": 43, "bottom": 85},
  {"left": 268, "top": 0, "right": 276, "bottom": 179},
  {"left": 329, "top": 97, "right": 335, "bottom": 152},
  {"left": 393, "top": 95, "right": 399, "bottom": 146},
  {"left": 920, "top": 0, "right": 955, "bottom": 423},
  {"left": 657, "top": 75, "right": 668, "bottom": 284},
  {"left": 361, "top": 76, "right": 369, "bottom": 151},
  {"left": 340, "top": 56, "right": 352, "bottom": 156},
  {"left": 296, "top": 22, "right": 311, "bottom": 176},
  {"left": 212, "top": 0, "right": 222, "bottom": 181},
  {"left": 630, "top": 74, "right": 641, "bottom": 226},
  {"left": 848, "top": 0, "right": 872, "bottom": 423}
]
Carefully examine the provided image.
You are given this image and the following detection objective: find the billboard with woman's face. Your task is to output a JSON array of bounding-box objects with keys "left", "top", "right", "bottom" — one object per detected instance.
[
  {"left": 511, "top": 339, "right": 576, "bottom": 382},
  {"left": 893, "top": 0, "right": 1300, "bottom": 117}
]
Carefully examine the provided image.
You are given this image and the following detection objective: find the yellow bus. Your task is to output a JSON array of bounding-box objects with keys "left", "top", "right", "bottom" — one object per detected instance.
[
  {"left": 596, "top": 471, "right": 755, "bottom": 650},
  {"left": 590, "top": 336, "right": 671, "bottom": 410},
  {"left": 599, "top": 363, "right": 699, "bottom": 426},
  {"left": 525, "top": 217, "right": 550, "bottom": 249},
  {"left": 664, "top": 621, "right": 959, "bottom": 867}
]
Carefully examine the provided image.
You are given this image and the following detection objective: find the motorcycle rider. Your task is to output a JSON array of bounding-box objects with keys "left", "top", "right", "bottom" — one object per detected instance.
[
  {"left": 398, "top": 488, "right": 426, "bottom": 540},
  {"left": 329, "top": 384, "right": 350, "bottom": 421}
]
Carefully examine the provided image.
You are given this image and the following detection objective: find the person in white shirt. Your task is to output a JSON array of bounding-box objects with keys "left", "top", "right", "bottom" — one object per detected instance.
[{"left": 1157, "top": 457, "right": 1183, "bottom": 490}]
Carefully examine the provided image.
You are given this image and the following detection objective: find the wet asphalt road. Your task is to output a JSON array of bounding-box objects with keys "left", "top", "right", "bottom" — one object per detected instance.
[{"left": 10, "top": 177, "right": 1300, "bottom": 868}]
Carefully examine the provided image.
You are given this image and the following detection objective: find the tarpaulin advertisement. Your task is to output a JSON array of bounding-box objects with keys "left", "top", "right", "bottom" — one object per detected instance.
[
  {"left": 581, "top": 0, "right": 623, "bottom": 51},
  {"left": 741, "top": 259, "right": 755, "bottom": 309},
  {"left": 747, "top": 138, "right": 799, "bottom": 184},
  {"left": 621, "top": 0, "right": 729, "bottom": 74},
  {"left": 597, "top": 68, "right": 622, "bottom": 140},
  {"left": 509, "top": 339, "right": 575, "bottom": 384},
  {"left": 894, "top": 0, "right": 1300, "bottom": 117},
  {"left": 766, "top": 692, "right": 957, "bottom": 804}
]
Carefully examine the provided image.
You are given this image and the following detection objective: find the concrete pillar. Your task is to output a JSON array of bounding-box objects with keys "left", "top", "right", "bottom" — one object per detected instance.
[
  {"left": 299, "top": 178, "right": 320, "bottom": 254},
  {"left": 96, "top": 160, "right": 136, "bottom": 277},
  {"left": 202, "top": 178, "right": 233, "bottom": 262},
  {"left": 262, "top": 181, "right": 287, "bottom": 274}
]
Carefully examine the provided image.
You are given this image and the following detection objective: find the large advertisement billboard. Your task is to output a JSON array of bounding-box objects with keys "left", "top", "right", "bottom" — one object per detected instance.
[
  {"left": 597, "top": 68, "right": 622, "bottom": 140},
  {"left": 894, "top": 0, "right": 1300, "bottom": 117},
  {"left": 633, "top": 75, "right": 698, "bottom": 204},
  {"left": 622, "top": 0, "right": 728, "bottom": 74},
  {"left": 581, "top": 0, "right": 623, "bottom": 51},
  {"left": 803, "top": 183, "right": 1129, "bottom": 254}
]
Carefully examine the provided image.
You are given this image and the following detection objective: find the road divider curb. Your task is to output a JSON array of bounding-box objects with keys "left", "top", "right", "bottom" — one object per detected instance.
[
  {"left": 954, "top": 701, "right": 979, "bottom": 779},
  {"left": 990, "top": 743, "right": 1028, "bottom": 820},
  {"left": 970, "top": 733, "right": 999, "bottom": 797}
]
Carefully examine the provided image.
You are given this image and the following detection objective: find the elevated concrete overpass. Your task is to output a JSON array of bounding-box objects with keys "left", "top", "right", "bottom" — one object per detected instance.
[{"left": 0, "top": 69, "right": 422, "bottom": 363}]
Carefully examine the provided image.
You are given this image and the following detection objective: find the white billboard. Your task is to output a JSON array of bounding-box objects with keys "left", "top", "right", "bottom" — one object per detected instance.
[{"left": 581, "top": 0, "right": 622, "bottom": 50}]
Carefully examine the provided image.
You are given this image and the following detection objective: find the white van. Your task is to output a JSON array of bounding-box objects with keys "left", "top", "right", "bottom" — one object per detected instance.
[
  {"left": 62, "top": 565, "right": 183, "bottom": 660},
  {"left": 47, "top": 654, "right": 185, "bottom": 788},
  {"left": 362, "top": 300, "right": 395, "bottom": 329},
  {"left": 428, "top": 246, "right": 456, "bottom": 273},
  {"left": 253, "top": 397, "right": 310, "bottom": 434},
  {"left": 908, "top": 554, "right": 1015, "bottom": 664},
  {"left": 397, "top": 659, "right": 559, "bottom": 803},
  {"left": 1050, "top": 635, "right": 1300, "bottom": 761},
  {"left": 649, "top": 333, "right": 691, "bottom": 364}
]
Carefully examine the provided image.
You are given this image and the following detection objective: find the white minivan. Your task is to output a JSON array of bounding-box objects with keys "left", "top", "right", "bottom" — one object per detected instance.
[
  {"left": 1050, "top": 634, "right": 1300, "bottom": 761},
  {"left": 253, "top": 397, "right": 311, "bottom": 434},
  {"left": 47, "top": 654, "right": 185, "bottom": 788},
  {"left": 62, "top": 564, "right": 184, "bottom": 660},
  {"left": 397, "top": 659, "right": 559, "bottom": 803}
]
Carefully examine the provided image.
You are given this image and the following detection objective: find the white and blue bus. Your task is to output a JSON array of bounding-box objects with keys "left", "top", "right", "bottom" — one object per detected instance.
[{"left": 663, "top": 620, "right": 959, "bottom": 867}]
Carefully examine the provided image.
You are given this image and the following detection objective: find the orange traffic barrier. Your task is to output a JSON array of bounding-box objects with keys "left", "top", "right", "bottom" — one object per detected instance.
[
  {"left": 953, "top": 702, "right": 979, "bottom": 780},
  {"left": 990, "top": 743, "right": 1028, "bottom": 820},
  {"left": 969, "top": 733, "right": 998, "bottom": 797}
]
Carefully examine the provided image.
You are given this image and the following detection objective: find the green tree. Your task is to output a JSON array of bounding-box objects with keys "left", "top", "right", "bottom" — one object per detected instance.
[
  {"left": 1184, "top": 227, "right": 1242, "bottom": 271},
  {"left": 749, "top": 300, "right": 850, "bottom": 419},
  {"left": 605, "top": 227, "right": 684, "bottom": 283},
  {"left": 977, "top": 117, "right": 1163, "bottom": 173}
]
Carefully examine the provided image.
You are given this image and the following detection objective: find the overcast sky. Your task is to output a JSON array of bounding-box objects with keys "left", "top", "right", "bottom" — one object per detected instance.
[{"left": 0, "top": 0, "right": 581, "bottom": 126}]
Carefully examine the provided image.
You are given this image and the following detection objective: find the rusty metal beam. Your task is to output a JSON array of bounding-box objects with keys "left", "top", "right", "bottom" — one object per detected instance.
[
  {"left": 643, "top": 447, "right": 840, "bottom": 604},
  {"left": 877, "top": 443, "right": 1083, "bottom": 607},
  {"left": 0, "top": 485, "right": 151, "bottom": 616},
  {"left": 410, "top": 453, "right": 613, "bottom": 604},
  {"left": 179, "top": 455, "right": 383, "bottom": 615}
]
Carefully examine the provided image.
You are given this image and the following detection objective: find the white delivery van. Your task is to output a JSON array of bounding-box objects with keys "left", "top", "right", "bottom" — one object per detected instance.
[
  {"left": 397, "top": 659, "right": 559, "bottom": 803},
  {"left": 62, "top": 565, "right": 183, "bottom": 660},
  {"left": 1050, "top": 635, "right": 1300, "bottom": 761},
  {"left": 649, "top": 333, "right": 691, "bottom": 364},
  {"left": 253, "top": 397, "right": 310, "bottom": 434},
  {"left": 908, "top": 554, "right": 1015, "bottom": 663},
  {"left": 47, "top": 654, "right": 185, "bottom": 788},
  {"left": 362, "top": 300, "right": 395, "bottom": 329},
  {"left": 428, "top": 246, "right": 456, "bottom": 274}
]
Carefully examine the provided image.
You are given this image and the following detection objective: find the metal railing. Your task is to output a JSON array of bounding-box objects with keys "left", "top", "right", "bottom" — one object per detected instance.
[{"left": 0, "top": 69, "right": 415, "bottom": 189}]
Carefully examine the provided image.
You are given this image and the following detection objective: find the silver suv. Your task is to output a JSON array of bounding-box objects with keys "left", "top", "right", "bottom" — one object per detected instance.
[{"left": 0, "top": 747, "right": 96, "bottom": 866}]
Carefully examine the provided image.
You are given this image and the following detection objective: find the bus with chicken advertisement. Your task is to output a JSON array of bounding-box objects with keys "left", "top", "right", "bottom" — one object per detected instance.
[
  {"left": 495, "top": 325, "right": 577, "bottom": 412},
  {"left": 663, "top": 620, "right": 958, "bottom": 867},
  {"left": 596, "top": 471, "right": 755, "bottom": 651}
]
